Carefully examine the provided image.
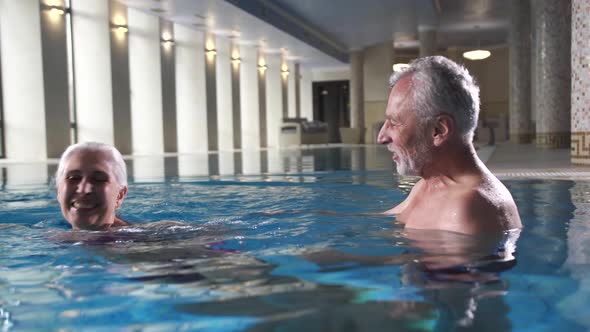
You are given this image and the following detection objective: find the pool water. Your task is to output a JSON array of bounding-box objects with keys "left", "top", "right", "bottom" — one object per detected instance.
[{"left": 1, "top": 146, "right": 589, "bottom": 331}]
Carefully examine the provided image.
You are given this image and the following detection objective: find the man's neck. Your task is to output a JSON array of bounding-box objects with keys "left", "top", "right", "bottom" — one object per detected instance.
[{"left": 419, "top": 142, "right": 483, "bottom": 186}]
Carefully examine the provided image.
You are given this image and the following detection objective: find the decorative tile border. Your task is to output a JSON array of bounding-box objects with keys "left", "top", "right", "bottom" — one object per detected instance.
[
  {"left": 509, "top": 133, "right": 534, "bottom": 144},
  {"left": 536, "top": 132, "right": 571, "bottom": 148},
  {"left": 572, "top": 132, "right": 590, "bottom": 164}
]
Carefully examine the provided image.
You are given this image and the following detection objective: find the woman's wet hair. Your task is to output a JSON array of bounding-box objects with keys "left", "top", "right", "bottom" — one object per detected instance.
[
  {"left": 389, "top": 56, "right": 480, "bottom": 143},
  {"left": 55, "top": 142, "right": 127, "bottom": 188}
]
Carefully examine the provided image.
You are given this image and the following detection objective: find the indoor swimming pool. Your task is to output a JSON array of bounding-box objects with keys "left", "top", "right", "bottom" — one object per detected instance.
[{"left": 1, "top": 146, "right": 589, "bottom": 331}]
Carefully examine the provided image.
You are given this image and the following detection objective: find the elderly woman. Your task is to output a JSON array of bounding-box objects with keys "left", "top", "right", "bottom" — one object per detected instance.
[{"left": 55, "top": 142, "right": 129, "bottom": 230}]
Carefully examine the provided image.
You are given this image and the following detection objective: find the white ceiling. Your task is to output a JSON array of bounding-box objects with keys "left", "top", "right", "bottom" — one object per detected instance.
[{"left": 119, "top": 0, "right": 511, "bottom": 69}]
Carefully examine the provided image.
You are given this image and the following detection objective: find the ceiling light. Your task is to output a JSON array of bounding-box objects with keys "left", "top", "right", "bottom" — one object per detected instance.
[
  {"left": 462, "top": 49, "right": 491, "bottom": 60},
  {"left": 392, "top": 63, "right": 409, "bottom": 72}
]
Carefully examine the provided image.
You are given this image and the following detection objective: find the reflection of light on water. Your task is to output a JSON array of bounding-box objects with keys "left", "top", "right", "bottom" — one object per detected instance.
[{"left": 558, "top": 182, "right": 590, "bottom": 329}]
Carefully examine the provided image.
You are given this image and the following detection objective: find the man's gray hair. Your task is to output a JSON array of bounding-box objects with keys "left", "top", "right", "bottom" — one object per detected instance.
[
  {"left": 55, "top": 142, "right": 127, "bottom": 188},
  {"left": 389, "top": 56, "right": 480, "bottom": 142}
]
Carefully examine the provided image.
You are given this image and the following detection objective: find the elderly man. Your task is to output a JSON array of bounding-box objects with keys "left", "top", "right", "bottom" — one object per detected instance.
[
  {"left": 56, "top": 142, "right": 129, "bottom": 230},
  {"left": 378, "top": 56, "right": 521, "bottom": 234}
]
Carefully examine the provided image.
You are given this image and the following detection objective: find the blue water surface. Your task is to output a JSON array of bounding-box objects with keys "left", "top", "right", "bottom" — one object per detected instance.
[{"left": 1, "top": 146, "right": 589, "bottom": 331}]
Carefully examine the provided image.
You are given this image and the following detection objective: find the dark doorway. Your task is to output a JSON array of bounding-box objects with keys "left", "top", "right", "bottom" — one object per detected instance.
[{"left": 313, "top": 80, "right": 349, "bottom": 143}]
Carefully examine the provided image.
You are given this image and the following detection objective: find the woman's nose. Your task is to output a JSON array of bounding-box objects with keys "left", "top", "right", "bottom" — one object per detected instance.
[{"left": 77, "top": 178, "right": 93, "bottom": 193}]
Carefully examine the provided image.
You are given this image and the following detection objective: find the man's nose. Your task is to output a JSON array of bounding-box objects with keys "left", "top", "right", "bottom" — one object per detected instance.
[{"left": 377, "top": 122, "right": 389, "bottom": 144}]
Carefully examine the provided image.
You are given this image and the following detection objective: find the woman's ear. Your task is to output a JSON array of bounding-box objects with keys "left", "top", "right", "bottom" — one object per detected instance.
[
  {"left": 432, "top": 114, "right": 454, "bottom": 146},
  {"left": 116, "top": 186, "right": 128, "bottom": 209}
]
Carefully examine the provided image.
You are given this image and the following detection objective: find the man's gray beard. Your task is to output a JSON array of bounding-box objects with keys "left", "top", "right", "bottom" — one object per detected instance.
[{"left": 395, "top": 140, "right": 432, "bottom": 176}]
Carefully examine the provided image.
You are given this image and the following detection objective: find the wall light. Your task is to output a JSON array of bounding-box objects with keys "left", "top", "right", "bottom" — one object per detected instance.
[
  {"left": 43, "top": 5, "right": 68, "bottom": 15},
  {"left": 258, "top": 64, "right": 267, "bottom": 71},
  {"left": 281, "top": 64, "right": 289, "bottom": 77},
  {"left": 462, "top": 49, "right": 491, "bottom": 60},
  {"left": 161, "top": 39, "right": 175, "bottom": 47},
  {"left": 231, "top": 57, "right": 241, "bottom": 64},
  {"left": 206, "top": 48, "right": 217, "bottom": 55},
  {"left": 111, "top": 24, "right": 129, "bottom": 33}
]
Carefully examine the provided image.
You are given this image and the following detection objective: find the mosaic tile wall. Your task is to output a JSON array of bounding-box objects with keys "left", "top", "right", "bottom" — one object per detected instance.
[
  {"left": 509, "top": 0, "right": 532, "bottom": 143},
  {"left": 535, "top": 0, "right": 571, "bottom": 149},
  {"left": 572, "top": 0, "right": 590, "bottom": 163}
]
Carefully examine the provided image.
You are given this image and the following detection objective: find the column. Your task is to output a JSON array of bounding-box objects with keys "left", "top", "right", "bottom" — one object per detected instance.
[
  {"left": 160, "top": 19, "right": 177, "bottom": 153},
  {"left": 300, "top": 65, "right": 313, "bottom": 121},
  {"left": 534, "top": 0, "right": 571, "bottom": 148},
  {"left": 350, "top": 50, "right": 365, "bottom": 143},
  {"left": 258, "top": 51, "right": 267, "bottom": 148},
  {"left": 281, "top": 57, "right": 289, "bottom": 119},
  {"left": 40, "top": 0, "right": 70, "bottom": 158},
  {"left": 571, "top": 0, "right": 590, "bottom": 164},
  {"left": 128, "top": 8, "right": 164, "bottom": 155},
  {"left": 231, "top": 41, "right": 241, "bottom": 150},
  {"left": 72, "top": 0, "right": 115, "bottom": 145},
  {"left": 239, "top": 45, "right": 260, "bottom": 150},
  {"left": 174, "top": 24, "right": 207, "bottom": 153},
  {"left": 110, "top": 0, "right": 132, "bottom": 155},
  {"left": 0, "top": 0, "right": 47, "bottom": 160},
  {"left": 205, "top": 33, "right": 218, "bottom": 151},
  {"left": 287, "top": 60, "right": 297, "bottom": 118},
  {"left": 265, "top": 54, "right": 283, "bottom": 148},
  {"left": 509, "top": 0, "right": 533, "bottom": 143},
  {"left": 418, "top": 25, "right": 437, "bottom": 57},
  {"left": 294, "top": 63, "right": 301, "bottom": 118},
  {"left": 216, "top": 36, "right": 234, "bottom": 151}
]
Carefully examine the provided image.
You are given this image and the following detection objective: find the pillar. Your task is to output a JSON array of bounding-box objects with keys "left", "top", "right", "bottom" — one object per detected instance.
[
  {"left": 265, "top": 54, "right": 283, "bottom": 148},
  {"left": 571, "top": 0, "right": 590, "bottom": 163},
  {"left": 40, "top": 0, "right": 70, "bottom": 158},
  {"left": 205, "top": 32, "right": 218, "bottom": 151},
  {"left": 294, "top": 63, "right": 301, "bottom": 118},
  {"left": 258, "top": 51, "right": 267, "bottom": 148},
  {"left": 287, "top": 60, "right": 297, "bottom": 118},
  {"left": 0, "top": 0, "right": 47, "bottom": 160},
  {"left": 231, "top": 41, "right": 241, "bottom": 150},
  {"left": 128, "top": 8, "right": 164, "bottom": 155},
  {"left": 350, "top": 50, "right": 365, "bottom": 143},
  {"left": 72, "top": 0, "right": 115, "bottom": 145},
  {"left": 418, "top": 25, "right": 437, "bottom": 57},
  {"left": 110, "top": 0, "right": 132, "bottom": 155},
  {"left": 160, "top": 19, "right": 177, "bottom": 153},
  {"left": 239, "top": 45, "right": 260, "bottom": 150},
  {"left": 509, "top": 0, "right": 533, "bottom": 143},
  {"left": 534, "top": 0, "right": 571, "bottom": 148},
  {"left": 174, "top": 24, "right": 207, "bottom": 153},
  {"left": 216, "top": 36, "right": 234, "bottom": 151},
  {"left": 300, "top": 65, "right": 313, "bottom": 121}
]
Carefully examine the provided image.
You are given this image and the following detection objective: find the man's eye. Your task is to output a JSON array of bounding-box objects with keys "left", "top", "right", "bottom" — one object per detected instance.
[{"left": 66, "top": 175, "right": 81, "bottom": 181}]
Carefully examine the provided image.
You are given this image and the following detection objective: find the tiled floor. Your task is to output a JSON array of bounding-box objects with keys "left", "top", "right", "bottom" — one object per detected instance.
[{"left": 486, "top": 142, "right": 590, "bottom": 179}]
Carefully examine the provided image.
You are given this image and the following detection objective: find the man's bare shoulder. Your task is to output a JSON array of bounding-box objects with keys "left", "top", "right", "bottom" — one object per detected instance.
[
  {"left": 384, "top": 178, "right": 425, "bottom": 216},
  {"left": 451, "top": 177, "right": 522, "bottom": 234}
]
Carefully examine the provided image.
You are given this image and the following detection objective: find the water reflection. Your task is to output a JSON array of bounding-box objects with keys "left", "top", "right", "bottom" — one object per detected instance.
[{"left": 1, "top": 146, "right": 395, "bottom": 187}]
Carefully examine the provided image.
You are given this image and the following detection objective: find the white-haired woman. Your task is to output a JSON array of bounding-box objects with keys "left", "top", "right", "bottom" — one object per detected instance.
[{"left": 55, "top": 142, "right": 129, "bottom": 230}]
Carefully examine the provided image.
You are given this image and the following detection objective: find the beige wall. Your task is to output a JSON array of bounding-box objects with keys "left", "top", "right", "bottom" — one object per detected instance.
[{"left": 360, "top": 45, "right": 510, "bottom": 143}]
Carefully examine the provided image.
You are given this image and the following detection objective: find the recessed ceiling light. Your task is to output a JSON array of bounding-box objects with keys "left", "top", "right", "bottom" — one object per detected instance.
[
  {"left": 150, "top": 8, "right": 166, "bottom": 13},
  {"left": 194, "top": 14, "right": 206, "bottom": 19}
]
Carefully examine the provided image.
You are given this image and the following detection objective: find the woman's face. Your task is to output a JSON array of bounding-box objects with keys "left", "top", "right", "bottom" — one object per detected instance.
[{"left": 57, "top": 150, "right": 127, "bottom": 230}]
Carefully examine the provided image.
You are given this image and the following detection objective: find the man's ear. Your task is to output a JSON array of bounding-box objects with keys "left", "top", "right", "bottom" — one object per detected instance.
[
  {"left": 432, "top": 114, "right": 454, "bottom": 146},
  {"left": 116, "top": 186, "right": 128, "bottom": 209}
]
